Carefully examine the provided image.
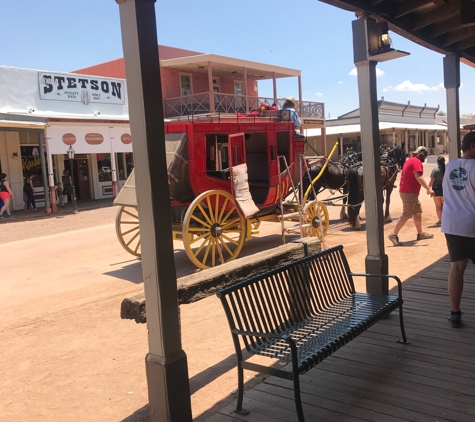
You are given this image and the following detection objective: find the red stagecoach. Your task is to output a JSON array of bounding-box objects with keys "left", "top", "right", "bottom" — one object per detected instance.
[{"left": 114, "top": 113, "right": 329, "bottom": 269}]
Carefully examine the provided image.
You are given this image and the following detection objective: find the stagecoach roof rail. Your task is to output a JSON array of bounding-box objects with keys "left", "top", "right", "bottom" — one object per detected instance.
[{"left": 165, "top": 111, "right": 296, "bottom": 125}]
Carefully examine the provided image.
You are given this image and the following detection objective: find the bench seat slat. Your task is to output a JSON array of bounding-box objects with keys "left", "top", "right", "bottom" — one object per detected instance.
[{"left": 249, "top": 294, "right": 401, "bottom": 372}]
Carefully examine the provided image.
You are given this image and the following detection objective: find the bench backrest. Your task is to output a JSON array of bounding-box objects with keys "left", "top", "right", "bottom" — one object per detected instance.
[{"left": 217, "top": 245, "right": 355, "bottom": 352}]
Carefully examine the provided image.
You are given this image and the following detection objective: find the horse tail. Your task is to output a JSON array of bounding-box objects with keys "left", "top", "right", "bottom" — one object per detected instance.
[{"left": 347, "top": 166, "right": 364, "bottom": 228}]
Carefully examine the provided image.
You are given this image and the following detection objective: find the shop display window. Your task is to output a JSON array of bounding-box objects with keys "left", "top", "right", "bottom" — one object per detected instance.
[
  {"left": 21, "top": 146, "right": 44, "bottom": 187},
  {"left": 97, "top": 153, "right": 112, "bottom": 182}
]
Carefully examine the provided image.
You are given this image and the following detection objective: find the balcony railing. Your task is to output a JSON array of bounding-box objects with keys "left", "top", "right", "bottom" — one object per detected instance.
[{"left": 164, "top": 93, "right": 325, "bottom": 120}]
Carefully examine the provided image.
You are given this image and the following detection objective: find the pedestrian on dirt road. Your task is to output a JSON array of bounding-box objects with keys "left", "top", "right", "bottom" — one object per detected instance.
[
  {"left": 56, "top": 182, "right": 64, "bottom": 208},
  {"left": 442, "top": 132, "right": 475, "bottom": 328},
  {"left": 61, "top": 169, "right": 73, "bottom": 206},
  {"left": 429, "top": 156, "right": 445, "bottom": 226},
  {"left": 387, "top": 146, "right": 434, "bottom": 246},
  {"left": 0, "top": 173, "right": 15, "bottom": 219},
  {"left": 23, "top": 175, "right": 38, "bottom": 212}
]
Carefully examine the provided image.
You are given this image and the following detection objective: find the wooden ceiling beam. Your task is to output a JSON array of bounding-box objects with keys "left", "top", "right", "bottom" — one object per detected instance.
[
  {"left": 430, "top": 16, "right": 462, "bottom": 38},
  {"left": 393, "top": 0, "right": 435, "bottom": 19},
  {"left": 371, "top": 0, "right": 385, "bottom": 5},
  {"left": 413, "top": 1, "right": 460, "bottom": 30},
  {"left": 454, "top": 34, "right": 475, "bottom": 51},
  {"left": 443, "top": 26, "right": 475, "bottom": 46}
]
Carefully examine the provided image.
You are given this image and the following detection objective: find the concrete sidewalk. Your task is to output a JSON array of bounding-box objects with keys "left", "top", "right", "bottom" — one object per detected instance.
[{"left": 2, "top": 198, "right": 114, "bottom": 222}]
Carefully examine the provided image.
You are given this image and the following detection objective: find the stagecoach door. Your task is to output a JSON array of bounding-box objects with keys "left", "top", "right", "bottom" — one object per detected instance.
[{"left": 228, "top": 133, "right": 245, "bottom": 167}]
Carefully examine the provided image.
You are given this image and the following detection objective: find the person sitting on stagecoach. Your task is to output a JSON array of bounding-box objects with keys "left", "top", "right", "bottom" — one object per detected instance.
[{"left": 282, "top": 96, "right": 304, "bottom": 138}]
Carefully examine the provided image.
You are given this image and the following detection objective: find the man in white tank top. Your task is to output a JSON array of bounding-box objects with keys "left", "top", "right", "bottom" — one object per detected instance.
[{"left": 442, "top": 132, "right": 475, "bottom": 327}]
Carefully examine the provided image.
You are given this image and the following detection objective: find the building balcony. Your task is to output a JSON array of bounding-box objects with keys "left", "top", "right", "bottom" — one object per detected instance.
[{"left": 164, "top": 93, "right": 325, "bottom": 120}]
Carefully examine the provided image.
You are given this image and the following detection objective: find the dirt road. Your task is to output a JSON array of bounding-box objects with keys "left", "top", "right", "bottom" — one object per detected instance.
[{"left": 1, "top": 162, "right": 451, "bottom": 421}]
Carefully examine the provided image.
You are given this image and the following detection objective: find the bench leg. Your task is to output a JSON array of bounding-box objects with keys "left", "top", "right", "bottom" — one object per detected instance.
[
  {"left": 292, "top": 372, "right": 305, "bottom": 422},
  {"left": 397, "top": 304, "right": 409, "bottom": 344},
  {"left": 234, "top": 362, "right": 249, "bottom": 415}
]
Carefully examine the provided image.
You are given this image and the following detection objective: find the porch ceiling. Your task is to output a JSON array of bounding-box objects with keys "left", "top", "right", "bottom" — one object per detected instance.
[
  {"left": 320, "top": 0, "right": 475, "bottom": 67},
  {"left": 160, "top": 53, "right": 301, "bottom": 80}
]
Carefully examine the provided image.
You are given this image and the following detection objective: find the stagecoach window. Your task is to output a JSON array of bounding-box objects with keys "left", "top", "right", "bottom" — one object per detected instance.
[{"left": 206, "top": 134, "right": 229, "bottom": 175}]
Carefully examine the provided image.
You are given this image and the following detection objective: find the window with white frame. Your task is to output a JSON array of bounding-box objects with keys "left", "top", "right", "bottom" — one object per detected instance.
[
  {"left": 180, "top": 74, "right": 192, "bottom": 96},
  {"left": 212, "top": 76, "right": 220, "bottom": 93}
]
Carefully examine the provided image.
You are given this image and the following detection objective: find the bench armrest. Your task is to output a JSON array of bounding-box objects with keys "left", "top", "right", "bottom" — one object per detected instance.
[{"left": 350, "top": 272, "right": 403, "bottom": 298}]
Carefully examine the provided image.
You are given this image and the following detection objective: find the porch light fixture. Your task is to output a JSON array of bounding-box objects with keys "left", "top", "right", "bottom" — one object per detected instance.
[
  {"left": 353, "top": 17, "right": 410, "bottom": 64},
  {"left": 379, "top": 21, "right": 392, "bottom": 52},
  {"left": 66, "top": 145, "right": 78, "bottom": 214},
  {"left": 198, "top": 65, "right": 205, "bottom": 70},
  {"left": 231, "top": 71, "right": 238, "bottom": 75}
]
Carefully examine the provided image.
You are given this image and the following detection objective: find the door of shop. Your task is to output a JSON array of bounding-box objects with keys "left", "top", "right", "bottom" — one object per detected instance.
[{"left": 65, "top": 158, "right": 92, "bottom": 201}]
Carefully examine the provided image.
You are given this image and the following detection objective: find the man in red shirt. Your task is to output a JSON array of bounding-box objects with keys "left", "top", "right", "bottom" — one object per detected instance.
[{"left": 388, "top": 146, "right": 435, "bottom": 246}]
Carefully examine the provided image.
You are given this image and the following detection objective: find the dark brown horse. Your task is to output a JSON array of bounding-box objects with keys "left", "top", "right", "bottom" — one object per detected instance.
[
  {"left": 347, "top": 143, "right": 407, "bottom": 229},
  {"left": 303, "top": 151, "right": 362, "bottom": 220}
]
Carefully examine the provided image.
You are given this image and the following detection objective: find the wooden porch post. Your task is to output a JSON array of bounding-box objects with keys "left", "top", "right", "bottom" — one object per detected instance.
[
  {"left": 353, "top": 17, "right": 388, "bottom": 295},
  {"left": 243, "top": 67, "right": 248, "bottom": 112},
  {"left": 115, "top": 1, "right": 192, "bottom": 421},
  {"left": 321, "top": 127, "right": 327, "bottom": 156},
  {"left": 207, "top": 61, "right": 215, "bottom": 113},
  {"left": 444, "top": 54, "right": 461, "bottom": 160},
  {"left": 272, "top": 72, "right": 277, "bottom": 104}
]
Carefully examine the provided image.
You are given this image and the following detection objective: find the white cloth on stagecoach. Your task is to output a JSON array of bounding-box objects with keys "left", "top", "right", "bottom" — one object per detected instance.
[{"left": 231, "top": 163, "right": 259, "bottom": 219}]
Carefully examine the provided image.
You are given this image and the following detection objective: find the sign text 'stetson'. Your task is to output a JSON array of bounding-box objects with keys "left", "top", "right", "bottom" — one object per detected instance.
[{"left": 38, "top": 72, "right": 125, "bottom": 105}]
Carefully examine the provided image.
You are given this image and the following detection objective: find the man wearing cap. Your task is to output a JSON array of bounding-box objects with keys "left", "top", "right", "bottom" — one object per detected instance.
[
  {"left": 442, "top": 132, "right": 475, "bottom": 328},
  {"left": 282, "top": 96, "right": 303, "bottom": 137},
  {"left": 387, "top": 145, "right": 434, "bottom": 246}
]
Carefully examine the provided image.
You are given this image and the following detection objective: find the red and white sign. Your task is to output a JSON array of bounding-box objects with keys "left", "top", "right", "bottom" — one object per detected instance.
[
  {"left": 85, "top": 133, "right": 104, "bottom": 145},
  {"left": 121, "top": 133, "right": 132, "bottom": 144},
  {"left": 62, "top": 133, "right": 76, "bottom": 145}
]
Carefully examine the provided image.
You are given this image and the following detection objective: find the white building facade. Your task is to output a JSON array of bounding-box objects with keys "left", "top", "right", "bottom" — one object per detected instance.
[{"left": 0, "top": 66, "right": 132, "bottom": 211}]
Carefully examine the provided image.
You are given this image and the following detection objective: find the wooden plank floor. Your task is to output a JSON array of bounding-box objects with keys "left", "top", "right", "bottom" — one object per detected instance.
[{"left": 206, "top": 257, "right": 475, "bottom": 422}]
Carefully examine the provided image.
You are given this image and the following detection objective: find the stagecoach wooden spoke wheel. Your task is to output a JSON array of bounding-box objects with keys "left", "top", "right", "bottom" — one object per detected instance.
[
  {"left": 182, "top": 190, "right": 245, "bottom": 269},
  {"left": 115, "top": 205, "right": 141, "bottom": 257},
  {"left": 303, "top": 200, "right": 329, "bottom": 241}
]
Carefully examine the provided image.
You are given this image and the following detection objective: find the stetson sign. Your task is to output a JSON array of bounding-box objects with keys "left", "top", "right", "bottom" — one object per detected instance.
[{"left": 38, "top": 72, "right": 126, "bottom": 105}]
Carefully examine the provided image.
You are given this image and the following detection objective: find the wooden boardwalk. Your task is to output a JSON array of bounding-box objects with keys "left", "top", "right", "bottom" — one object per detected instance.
[{"left": 207, "top": 257, "right": 475, "bottom": 422}]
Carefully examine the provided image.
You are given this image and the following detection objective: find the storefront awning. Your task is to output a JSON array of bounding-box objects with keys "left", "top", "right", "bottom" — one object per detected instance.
[
  {"left": 0, "top": 119, "right": 46, "bottom": 129},
  {"left": 305, "top": 122, "right": 448, "bottom": 137},
  {"left": 46, "top": 122, "right": 133, "bottom": 155}
]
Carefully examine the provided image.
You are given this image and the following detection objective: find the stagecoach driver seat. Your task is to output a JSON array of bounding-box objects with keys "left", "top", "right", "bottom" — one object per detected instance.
[{"left": 282, "top": 96, "right": 304, "bottom": 138}]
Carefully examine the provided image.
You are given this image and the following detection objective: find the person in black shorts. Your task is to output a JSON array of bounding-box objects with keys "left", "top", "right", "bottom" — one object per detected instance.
[
  {"left": 441, "top": 133, "right": 475, "bottom": 327},
  {"left": 429, "top": 156, "right": 445, "bottom": 226}
]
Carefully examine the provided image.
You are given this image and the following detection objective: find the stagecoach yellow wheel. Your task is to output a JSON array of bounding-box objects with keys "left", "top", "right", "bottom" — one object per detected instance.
[
  {"left": 303, "top": 201, "right": 329, "bottom": 241},
  {"left": 182, "top": 190, "right": 245, "bottom": 269},
  {"left": 116, "top": 205, "right": 141, "bottom": 257}
]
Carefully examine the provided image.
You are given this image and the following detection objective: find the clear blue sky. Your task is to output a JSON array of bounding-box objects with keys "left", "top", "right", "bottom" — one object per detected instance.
[{"left": 2, "top": 0, "right": 475, "bottom": 118}]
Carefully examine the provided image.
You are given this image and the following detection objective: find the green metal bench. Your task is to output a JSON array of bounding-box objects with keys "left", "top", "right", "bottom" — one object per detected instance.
[{"left": 217, "top": 244, "right": 408, "bottom": 422}]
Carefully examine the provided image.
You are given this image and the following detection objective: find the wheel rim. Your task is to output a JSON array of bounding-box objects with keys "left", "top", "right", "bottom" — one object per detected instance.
[
  {"left": 304, "top": 201, "right": 329, "bottom": 241},
  {"left": 182, "top": 190, "right": 245, "bottom": 269},
  {"left": 116, "top": 205, "right": 141, "bottom": 256}
]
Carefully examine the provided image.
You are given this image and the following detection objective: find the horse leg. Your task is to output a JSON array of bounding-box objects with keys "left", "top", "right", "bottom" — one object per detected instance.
[
  {"left": 384, "top": 185, "right": 393, "bottom": 223},
  {"left": 340, "top": 189, "right": 348, "bottom": 220},
  {"left": 353, "top": 211, "right": 362, "bottom": 230}
]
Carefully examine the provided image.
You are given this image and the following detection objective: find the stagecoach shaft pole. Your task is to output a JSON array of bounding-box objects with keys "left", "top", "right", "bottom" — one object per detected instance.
[{"left": 115, "top": 1, "right": 192, "bottom": 421}]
